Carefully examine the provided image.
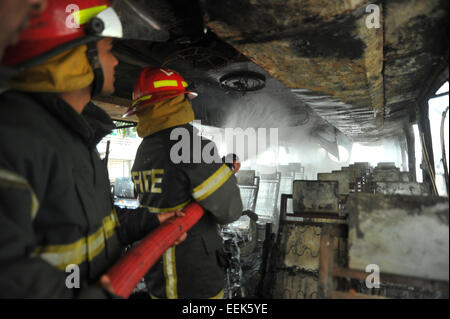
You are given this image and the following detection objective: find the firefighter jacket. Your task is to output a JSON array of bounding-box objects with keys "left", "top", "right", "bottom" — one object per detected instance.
[
  {"left": 0, "top": 91, "right": 160, "bottom": 298},
  {"left": 131, "top": 123, "right": 243, "bottom": 299}
]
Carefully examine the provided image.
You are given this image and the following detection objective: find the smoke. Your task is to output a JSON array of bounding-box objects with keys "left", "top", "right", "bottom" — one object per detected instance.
[
  {"left": 212, "top": 92, "right": 349, "bottom": 177},
  {"left": 200, "top": 91, "right": 406, "bottom": 179},
  {"left": 223, "top": 93, "right": 293, "bottom": 130}
]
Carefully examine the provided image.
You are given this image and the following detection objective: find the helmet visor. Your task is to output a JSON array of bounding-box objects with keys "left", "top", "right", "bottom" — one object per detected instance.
[{"left": 104, "top": 0, "right": 169, "bottom": 42}]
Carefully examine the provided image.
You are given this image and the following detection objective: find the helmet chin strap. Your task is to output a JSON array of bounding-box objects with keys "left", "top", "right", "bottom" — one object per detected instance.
[{"left": 86, "top": 41, "right": 104, "bottom": 98}]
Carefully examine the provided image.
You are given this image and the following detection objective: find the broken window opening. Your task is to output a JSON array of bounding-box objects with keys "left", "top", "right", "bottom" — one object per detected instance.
[{"left": 427, "top": 81, "right": 449, "bottom": 196}]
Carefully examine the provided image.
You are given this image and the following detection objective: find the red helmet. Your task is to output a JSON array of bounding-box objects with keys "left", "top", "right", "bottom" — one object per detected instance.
[
  {"left": 2, "top": 0, "right": 120, "bottom": 67},
  {"left": 124, "top": 67, "right": 198, "bottom": 118},
  {"left": 2, "top": 0, "right": 168, "bottom": 70}
]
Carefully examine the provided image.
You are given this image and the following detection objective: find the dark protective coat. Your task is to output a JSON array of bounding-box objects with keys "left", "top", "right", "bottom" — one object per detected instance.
[
  {"left": 131, "top": 124, "right": 243, "bottom": 299},
  {"left": 0, "top": 92, "right": 159, "bottom": 298}
]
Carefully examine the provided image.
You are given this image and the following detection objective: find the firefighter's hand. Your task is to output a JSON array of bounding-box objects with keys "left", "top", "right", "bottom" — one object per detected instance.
[
  {"left": 99, "top": 275, "right": 116, "bottom": 295},
  {"left": 157, "top": 210, "right": 185, "bottom": 224}
]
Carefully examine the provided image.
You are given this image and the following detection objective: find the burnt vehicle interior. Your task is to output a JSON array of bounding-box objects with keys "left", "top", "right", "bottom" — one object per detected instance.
[{"left": 95, "top": 0, "right": 449, "bottom": 299}]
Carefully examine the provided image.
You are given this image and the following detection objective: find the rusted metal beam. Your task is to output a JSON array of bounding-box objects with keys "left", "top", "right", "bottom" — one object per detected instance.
[
  {"left": 289, "top": 213, "right": 344, "bottom": 220},
  {"left": 330, "top": 291, "right": 388, "bottom": 299},
  {"left": 332, "top": 266, "right": 449, "bottom": 293},
  {"left": 318, "top": 225, "right": 336, "bottom": 298}
]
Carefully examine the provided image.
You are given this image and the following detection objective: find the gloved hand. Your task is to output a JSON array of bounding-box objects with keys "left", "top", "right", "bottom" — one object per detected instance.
[{"left": 157, "top": 210, "right": 185, "bottom": 223}]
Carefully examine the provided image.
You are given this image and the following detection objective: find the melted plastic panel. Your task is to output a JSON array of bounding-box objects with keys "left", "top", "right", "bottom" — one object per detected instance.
[
  {"left": 374, "top": 182, "right": 429, "bottom": 195},
  {"left": 317, "top": 172, "right": 350, "bottom": 195},
  {"left": 345, "top": 194, "right": 449, "bottom": 281},
  {"left": 292, "top": 181, "right": 339, "bottom": 214}
]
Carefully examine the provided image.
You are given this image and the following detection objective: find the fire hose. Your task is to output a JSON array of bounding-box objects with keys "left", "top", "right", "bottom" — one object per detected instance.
[{"left": 105, "top": 202, "right": 204, "bottom": 298}]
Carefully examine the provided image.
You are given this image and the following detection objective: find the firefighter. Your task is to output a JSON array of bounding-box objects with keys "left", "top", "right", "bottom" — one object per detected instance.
[
  {"left": 0, "top": 0, "right": 183, "bottom": 298},
  {"left": 123, "top": 67, "right": 244, "bottom": 299}
]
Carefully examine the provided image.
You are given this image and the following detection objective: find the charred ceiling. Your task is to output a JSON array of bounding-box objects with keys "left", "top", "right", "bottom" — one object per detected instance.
[{"left": 96, "top": 0, "right": 449, "bottom": 143}]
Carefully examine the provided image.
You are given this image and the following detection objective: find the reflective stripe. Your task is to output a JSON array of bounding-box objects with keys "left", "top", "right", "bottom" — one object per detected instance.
[
  {"left": 132, "top": 94, "right": 152, "bottom": 107},
  {"left": 150, "top": 289, "right": 224, "bottom": 299},
  {"left": 73, "top": 5, "right": 108, "bottom": 26},
  {"left": 192, "top": 165, "right": 233, "bottom": 202},
  {"left": 32, "top": 210, "right": 120, "bottom": 270},
  {"left": 153, "top": 80, "right": 178, "bottom": 88},
  {"left": 140, "top": 200, "right": 190, "bottom": 213},
  {"left": 211, "top": 289, "right": 224, "bottom": 299},
  {"left": 0, "top": 169, "right": 39, "bottom": 220},
  {"left": 163, "top": 247, "right": 178, "bottom": 299},
  {"left": 182, "top": 81, "right": 188, "bottom": 88}
]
